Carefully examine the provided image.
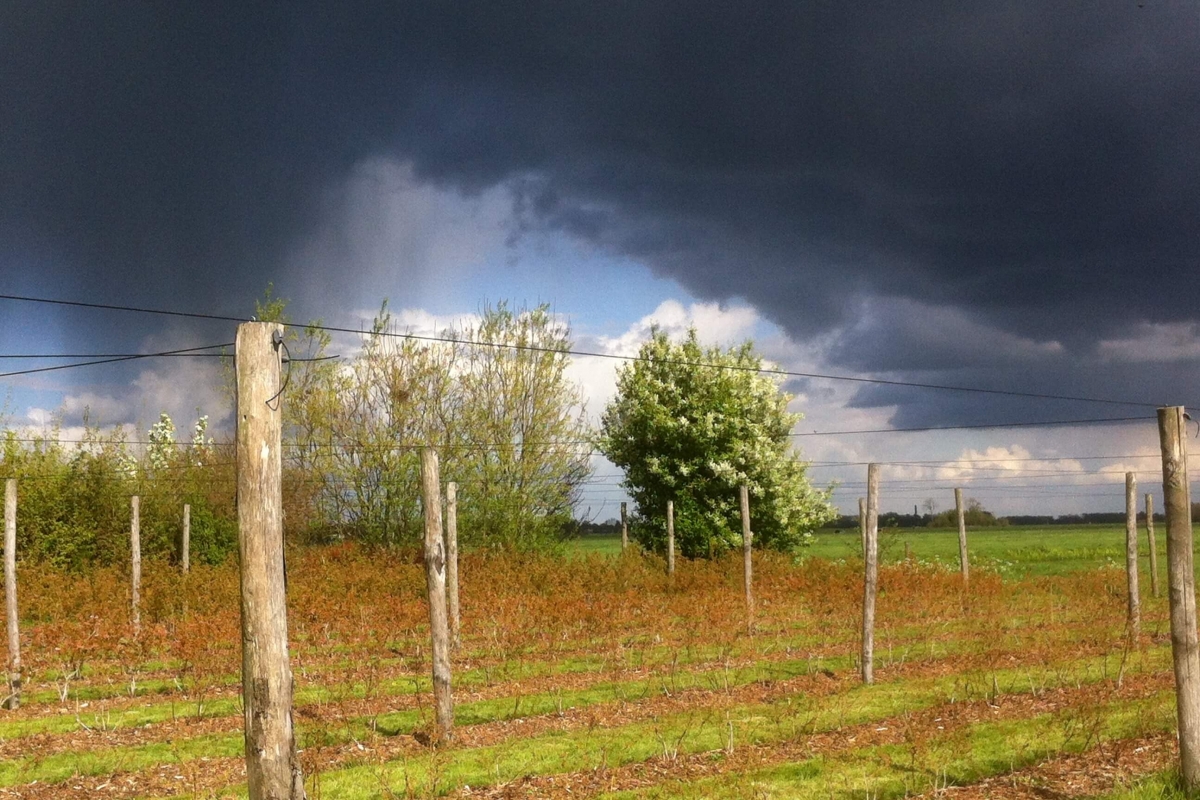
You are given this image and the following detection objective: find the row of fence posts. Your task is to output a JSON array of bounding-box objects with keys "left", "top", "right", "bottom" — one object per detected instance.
[
  {"left": 856, "top": 471, "right": 1164, "bottom": 684},
  {"left": 3, "top": 325, "right": 1200, "bottom": 796},
  {"left": 851, "top": 407, "right": 1200, "bottom": 789},
  {"left": 0, "top": 484, "right": 194, "bottom": 709}
]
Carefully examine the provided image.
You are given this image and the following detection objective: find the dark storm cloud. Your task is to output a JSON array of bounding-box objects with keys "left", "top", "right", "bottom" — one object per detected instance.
[{"left": 3, "top": 2, "right": 1199, "bottom": 415}]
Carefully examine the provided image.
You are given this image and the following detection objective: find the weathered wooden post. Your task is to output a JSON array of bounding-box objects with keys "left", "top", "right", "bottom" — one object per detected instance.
[
  {"left": 4, "top": 479, "right": 18, "bottom": 710},
  {"left": 1158, "top": 406, "right": 1200, "bottom": 791},
  {"left": 740, "top": 485, "right": 753, "bottom": 627},
  {"left": 1146, "top": 493, "right": 1159, "bottom": 598},
  {"left": 955, "top": 487, "right": 968, "bottom": 584},
  {"left": 445, "top": 481, "right": 460, "bottom": 651},
  {"left": 620, "top": 502, "right": 628, "bottom": 552},
  {"left": 862, "top": 464, "right": 879, "bottom": 685},
  {"left": 1126, "top": 472, "right": 1141, "bottom": 639},
  {"left": 858, "top": 497, "right": 866, "bottom": 556},
  {"left": 181, "top": 503, "right": 191, "bottom": 575},
  {"left": 666, "top": 500, "right": 676, "bottom": 577},
  {"left": 421, "top": 450, "right": 453, "bottom": 741},
  {"left": 131, "top": 495, "right": 141, "bottom": 635},
  {"left": 235, "top": 321, "right": 304, "bottom": 799}
]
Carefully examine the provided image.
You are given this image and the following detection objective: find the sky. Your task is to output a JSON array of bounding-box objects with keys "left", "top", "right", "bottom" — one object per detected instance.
[{"left": 2, "top": 2, "right": 1199, "bottom": 520}]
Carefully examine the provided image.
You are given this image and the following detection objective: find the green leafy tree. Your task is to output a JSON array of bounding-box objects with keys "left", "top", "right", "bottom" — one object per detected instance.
[
  {"left": 450, "top": 303, "right": 593, "bottom": 550},
  {"left": 286, "top": 299, "right": 592, "bottom": 551},
  {"left": 598, "top": 328, "right": 834, "bottom": 558}
]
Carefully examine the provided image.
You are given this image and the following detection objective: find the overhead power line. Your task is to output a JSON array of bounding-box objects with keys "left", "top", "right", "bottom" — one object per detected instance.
[
  {"left": 791, "top": 416, "right": 1151, "bottom": 436},
  {"left": 0, "top": 416, "right": 1148, "bottom": 452},
  {"left": 808, "top": 453, "right": 1162, "bottom": 467},
  {"left": 0, "top": 352, "right": 225, "bottom": 359},
  {"left": 0, "top": 343, "right": 235, "bottom": 380},
  {"left": 0, "top": 292, "right": 1172, "bottom": 409}
]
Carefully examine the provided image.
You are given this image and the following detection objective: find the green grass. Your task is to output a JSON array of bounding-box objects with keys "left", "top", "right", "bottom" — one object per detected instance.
[
  {"left": 1097, "top": 771, "right": 1190, "bottom": 799},
  {"left": 597, "top": 692, "right": 1177, "bottom": 799},
  {"left": 571, "top": 524, "right": 1172, "bottom": 578},
  {"left": 285, "top": 649, "right": 1170, "bottom": 800}
]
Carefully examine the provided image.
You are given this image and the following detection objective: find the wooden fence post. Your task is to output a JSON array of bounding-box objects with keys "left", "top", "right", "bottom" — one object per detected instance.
[
  {"left": 4, "top": 479, "right": 18, "bottom": 710},
  {"left": 131, "top": 495, "right": 141, "bottom": 635},
  {"left": 666, "top": 500, "right": 675, "bottom": 577},
  {"left": 858, "top": 497, "right": 866, "bottom": 556},
  {"left": 182, "top": 503, "right": 191, "bottom": 575},
  {"left": 1158, "top": 406, "right": 1200, "bottom": 790},
  {"left": 445, "top": 481, "right": 460, "bottom": 651},
  {"left": 235, "top": 321, "right": 304, "bottom": 799},
  {"left": 862, "top": 463, "right": 879, "bottom": 685},
  {"left": 955, "top": 487, "right": 968, "bottom": 584},
  {"left": 1126, "top": 472, "right": 1141, "bottom": 639},
  {"left": 1146, "top": 492, "right": 1159, "bottom": 598},
  {"left": 740, "top": 485, "right": 753, "bottom": 627},
  {"left": 620, "top": 502, "right": 628, "bottom": 552},
  {"left": 421, "top": 449, "right": 453, "bottom": 742}
]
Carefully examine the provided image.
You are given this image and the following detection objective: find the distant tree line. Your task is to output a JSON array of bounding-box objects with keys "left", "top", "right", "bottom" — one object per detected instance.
[{"left": 825, "top": 503, "right": 1173, "bottom": 531}]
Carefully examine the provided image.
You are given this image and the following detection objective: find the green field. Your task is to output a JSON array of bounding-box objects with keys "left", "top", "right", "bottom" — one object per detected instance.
[{"left": 571, "top": 523, "right": 1167, "bottom": 579}]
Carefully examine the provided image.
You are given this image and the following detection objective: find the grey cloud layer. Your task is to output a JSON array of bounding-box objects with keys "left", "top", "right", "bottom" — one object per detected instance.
[{"left": 3, "top": 2, "right": 1198, "bottom": 423}]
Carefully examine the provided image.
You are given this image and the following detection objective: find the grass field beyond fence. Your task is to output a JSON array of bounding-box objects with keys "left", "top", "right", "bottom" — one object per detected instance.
[{"left": 571, "top": 523, "right": 1169, "bottom": 579}]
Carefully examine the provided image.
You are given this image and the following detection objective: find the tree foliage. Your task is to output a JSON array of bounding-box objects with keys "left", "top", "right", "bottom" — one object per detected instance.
[
  {"left": 0, "top": 412, "right": 236, "bottom": 570},
  {"left": 928, "top": 498, "right": 1006, "bottom": 528},
  {"left": 598, "top": 328, "right": 834, "bottom": 558},
  {"left": 285, "top": 301, "right": 593, "bottom": 551}
]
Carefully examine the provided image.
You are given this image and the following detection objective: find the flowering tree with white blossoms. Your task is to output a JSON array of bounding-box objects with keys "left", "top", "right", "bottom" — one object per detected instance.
[
  {"left": 598, "top": 328, "right": 835, "bottom": 558},
  {"left": 147, "top": 412, "right": 176, "bottom": 473}
]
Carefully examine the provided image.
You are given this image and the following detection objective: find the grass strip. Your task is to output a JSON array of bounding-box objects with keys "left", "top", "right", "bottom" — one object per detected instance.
[
  {"left": 597, "top": 692, "right": 1177, "bottom": 798},
  {"left": 280, "top": 648, "right": 1171, "bottom": 800}
]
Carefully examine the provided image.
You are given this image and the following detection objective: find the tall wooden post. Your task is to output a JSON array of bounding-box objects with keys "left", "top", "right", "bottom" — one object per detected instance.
[
  {"left": 862, "top": 464, "right": 880, "bottom": 685},
  {"left": 181, "top": 503, "right": 191, "bottom": 575},
  {"left": 740, "top": 485, "right": 753, "bottom": 626},
  {"left": 858, "top": 497, "right": 866, "bottom": 556},
  {"left": 445, "top": 481, "right": 460, "bottom": 651},
  {"left": 421, "top": 450, "right": 453, "bottom": 741},
  {"left": 1146, "top": 493, "right": 1160, "bottom": 598},
  {"left": 620, "top": 502, "right": 628, "bottom": 552},
  {"left": 4, "top": 480, "right": 18, "bottom": 710},
  {"left": 1126, "top": 472, "right": 1141, "bottom": 639},
  {"left": 1158, "top": 406, "right": 1200, "bottom": 790},
  {"left": 130, "top": 495, "right": 141, "bottom": 635},
  {"left": 666, "top": 500, "right": 675, "bottom": 577},
  {"left": 235, "top": 321, "right": 303, "bottom": 799},
  {"left": 955, "top": 487, "right": 968, "bottom": 584}
]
